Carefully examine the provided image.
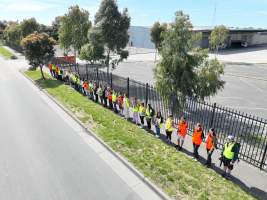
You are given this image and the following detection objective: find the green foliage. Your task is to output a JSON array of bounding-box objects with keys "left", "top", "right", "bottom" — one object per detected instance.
[
  {"left": 79, "top": 43, "right": 104, "bottom": 64},
  {"left": 95, "top": 0, "right": 130, "bottom": 72},
  {"left": 3, "top": 22, "right": 21, "bottom": 47},
  {"left": 51, "top": 16, "right": 63, "bottom": 41},
  {"left": 59, "top": 5, "right": 91, "bottom": 54},
  {"left": 25, "top": 70, "right": 256, "bottom": 200},
  {"left": 209, "top": 25, "right": 229, "bottom": 51},
  {"left": 155, "top": 11, "right": 225, "bottom": 104},
  {"left": 20, "top": 18, "right": 39, "bottom": 38},
  {"left": 3, "top": 18, "right": 39, "bottom": 49},
  {"left": 21, "top": 32, "right": 56, "bottom": 79},
  {"left": 150, "top": 22, "right": 167, "bottom": 50}
]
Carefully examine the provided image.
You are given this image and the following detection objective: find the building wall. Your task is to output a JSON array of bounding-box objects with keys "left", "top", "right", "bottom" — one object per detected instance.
[
  {"left": 128, "top": 26, "right": 155, "bottom": 49},
  {"left": 128, "top": 26, "right": 267, "bottom": 49},
  {"left": 251, "top": 32, "right": 267, "bottom": 45}
]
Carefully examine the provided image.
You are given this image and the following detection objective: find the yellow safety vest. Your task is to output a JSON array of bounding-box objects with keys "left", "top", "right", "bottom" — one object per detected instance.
[
  {"left": 157, "top": 118, "right": 163, "bottom": 128},
  {"left": 146, "top": 107, "right": 152, "bottom": 119},
  {"left": 133, "top": 104, "right": 139, "bottom": 112},
  {"left": 125, "top": 98, "right": 130, "bottom": 108},
  {"left": 165, "top": 118, "right": 173, "bottom": 132},
  {"left": 112, "top": 93, "right": 117, "bottom": 102},
  {"left": 223, "top": 142, "right": 235, "bottom": 160},
  {"left": 139, "top": 106, "right": 146, "bottom": 116}
]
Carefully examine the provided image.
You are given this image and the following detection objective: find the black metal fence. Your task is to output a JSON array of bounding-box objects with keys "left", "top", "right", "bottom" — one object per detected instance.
[{"left": 61, "top": 63, "right": 267, "bottom": 171}]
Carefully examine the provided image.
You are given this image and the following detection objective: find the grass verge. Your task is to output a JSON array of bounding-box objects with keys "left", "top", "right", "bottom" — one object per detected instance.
[
  {"left": 24, "top": 70, "right": 256, "bottom": 200},
  {"left": 0, "top": 46, "right": 17, "bottom": 59}
]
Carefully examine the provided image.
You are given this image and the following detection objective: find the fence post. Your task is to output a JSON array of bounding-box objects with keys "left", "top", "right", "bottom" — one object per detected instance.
[
  {"left": 86, "top": 64, "right": 89, "bottom": 80},
  {"left": 96, "top": 67, "right": 99, "bottom": 84},
  {"left": 110, "top": 72, "right": 113, "bottom": 88},
  {"left": 77, "top": 63, "right": 80, "bottom": 76},
  {"left": 145, "top": 83, "right": 149, "bottom": 106},
  {"left": 127, "top": 77, "right": 130, "bottom": 96},
  {"left": 260, "top": 141, "right": 267, "bottom": 170},
  {"left": 209, "top": 103, "right": 217, "bottom": 128}
]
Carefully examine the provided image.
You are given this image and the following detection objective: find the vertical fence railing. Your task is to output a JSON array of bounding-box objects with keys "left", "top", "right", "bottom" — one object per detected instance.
[{"left": 63, "top": 63, "right": 267, "bottom": 171}]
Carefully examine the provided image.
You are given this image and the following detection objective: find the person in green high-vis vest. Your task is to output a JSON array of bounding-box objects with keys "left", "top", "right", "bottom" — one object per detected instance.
[{"left": 221, "top": 135, "right": 240, "bottom": 178}]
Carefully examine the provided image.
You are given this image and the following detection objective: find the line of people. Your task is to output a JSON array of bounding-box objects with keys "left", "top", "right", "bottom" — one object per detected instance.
[{"left": 48, "top": 65, "right": 241, "bottom": 179}]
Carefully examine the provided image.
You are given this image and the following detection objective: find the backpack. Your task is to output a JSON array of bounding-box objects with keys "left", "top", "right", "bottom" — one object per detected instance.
[{"left": 150, "top": 108, "right": 155, "bottom": 117}]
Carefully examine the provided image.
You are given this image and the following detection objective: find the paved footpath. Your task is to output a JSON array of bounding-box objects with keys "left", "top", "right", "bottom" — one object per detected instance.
[{"left": 0, "top": 51, "right": 163, "bottom": 200}]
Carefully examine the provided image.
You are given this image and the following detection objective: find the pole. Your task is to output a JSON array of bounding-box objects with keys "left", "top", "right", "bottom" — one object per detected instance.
[
  {"left": 77, "top": 63, "right": 80, "bottom": 76},
  {"left": 260, "top": 141, "right": 267, "bottom": 170},
  {"left": 86, "top": 64, "right": 89, "bottom": 80},
  {"left": 127, "top": 77, "right": 130, "bottom": 96},
  {"left": 210, "top": 103, "right": 217, "bottom": 128},
  {"left": 96, "top": 67, "right": 99, "bottom": 85},
  {"left": 110, "top": 72, "right": 113, "bottom": 89},
  {"left": 145, "top": 83, "right": 149, "bottom": 106}
]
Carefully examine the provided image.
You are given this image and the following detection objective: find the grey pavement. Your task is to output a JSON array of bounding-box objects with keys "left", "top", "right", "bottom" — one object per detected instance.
[
  {"left": 112, "top": 57, "right": 267, "bottom": 119},
  {"left": 0, "top": 53, "right": 163, "bottom": 200}
]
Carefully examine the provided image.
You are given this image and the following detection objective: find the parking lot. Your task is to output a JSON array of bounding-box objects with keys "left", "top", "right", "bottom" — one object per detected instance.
[{"left": 112, "top": 47, "right": 267, "bottom": 119}]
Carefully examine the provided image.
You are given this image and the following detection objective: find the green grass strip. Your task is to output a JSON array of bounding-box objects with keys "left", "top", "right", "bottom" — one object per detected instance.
[
  {"left": 0, "top": 46, "right": 17, "bottom": 59},
  {"left": 24, "top": 70, "right": 256, "bottom": 200}
]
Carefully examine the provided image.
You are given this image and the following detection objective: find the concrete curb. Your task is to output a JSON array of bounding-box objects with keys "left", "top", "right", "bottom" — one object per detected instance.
[{"left": 21, "top": 70, "right": 172, "bottom": 200}]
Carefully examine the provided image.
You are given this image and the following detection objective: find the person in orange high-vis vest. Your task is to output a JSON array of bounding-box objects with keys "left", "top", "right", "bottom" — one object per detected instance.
[
  {"left": 108, "top": 89, "right": 113, "bottom": 109},
  {"left": 48, "top": 64, "right": 53, "bottom": 77},
  {"left": 192, "top": 123, "right": 204, "bottom": 160},
  {"left": 205, "top": 128, "right": 217, "bottom": 167},
  {"left": 177, "top": 116, "right": 188, "bottom": 150}
]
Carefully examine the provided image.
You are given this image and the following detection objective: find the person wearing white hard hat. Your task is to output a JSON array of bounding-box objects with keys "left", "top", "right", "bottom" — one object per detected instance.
[{"left": 220, "top": 135, "right": 240, "bottom": 178}]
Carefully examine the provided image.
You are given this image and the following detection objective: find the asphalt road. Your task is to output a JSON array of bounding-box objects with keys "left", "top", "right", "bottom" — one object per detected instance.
[
  {"left": 113, "top": 58, "right": 267, "bottom": 119},
  {"left": 0, "top": 57, "right": 145, "bottom": 199}
]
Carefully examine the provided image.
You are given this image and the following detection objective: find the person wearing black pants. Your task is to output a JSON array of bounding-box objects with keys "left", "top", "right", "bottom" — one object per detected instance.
[
  {"left": 193, "top": 143, "right": 200, "bottom": 159},
  {"left": 146, "top": 104, "right": 154, "bottom": 130},
  {"left": 103, "top": 86, "right": 107, "bottom": 107},
  {"left": 192, "top": 123, "right": 204, "bottom": 160},
  {"left": 205, "top": 128, "right": 217, "bottom": 167}
]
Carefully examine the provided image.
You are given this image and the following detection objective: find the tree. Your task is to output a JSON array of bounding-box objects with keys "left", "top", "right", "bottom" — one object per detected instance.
[
  {"left": 51, "top": 16, "right": 63, "bottom": 41},
  {"left": 150, "top": 22, "right": 167, "bottom": 62},
  {"left": 20, "top": 18, "right": 40, "bottom": 38},
  {"left": 151, "top": 22, "right": 167, "bottom": 50},
  {"left": 154, "top": 11, "right": 224, "bottom": 107},
  {"left": 3, "top": 22, "right": 21, "bottom": 47},
  {"left": 94, "top": 0, "right": 130, "bottom": 73},
  {"left": 59, "top": 5, "right": 91, "bottom": 56},
  {"left": 0, "top": 20, "right": 7, "bottom": 40},
  {"left": 79, "top": 27, "right": 105, "bottom": 64},
  {"left": 80, "top": 43, "right": 104, "bottom": 64},
  {"left": 209, "top": 25, "right": 229, "bottom": 53},
  {"left": 21, "top": 32, "right": 56, "bottom": 80}
]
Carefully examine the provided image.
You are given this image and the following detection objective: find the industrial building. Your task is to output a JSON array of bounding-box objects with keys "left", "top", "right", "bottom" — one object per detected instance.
[{"left": 128, "top": 26, "right": 267, "bottom": 49}]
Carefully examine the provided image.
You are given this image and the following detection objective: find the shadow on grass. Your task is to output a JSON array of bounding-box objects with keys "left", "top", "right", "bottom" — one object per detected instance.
[
  {"left": 144, "top": 130, "right": 267, "bottom": 200},
  {"left": 35, "top": 77, "right": 64, "bottom": 90}
]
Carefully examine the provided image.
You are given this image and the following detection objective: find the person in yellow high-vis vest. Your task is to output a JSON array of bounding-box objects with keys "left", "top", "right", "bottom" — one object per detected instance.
[
  {"left": 132, "top": 98, "right": 139, "bottom": 125},
  {"left": 165, "top": 115, "right": 174, "bottom": 143},
  {"left": 123, "top": 94, "right": 130, "bottom": 120},
  {"left": 112, "top": 90, "right": 118, "bottom": 113},
  {"left": 139, "top": 103, "right": 146, "bottom": 128},
  {"left": 221, "top": 135, "right": 240, "bottom": 178}
]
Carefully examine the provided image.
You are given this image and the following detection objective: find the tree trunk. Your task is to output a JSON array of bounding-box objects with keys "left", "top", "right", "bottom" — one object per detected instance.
[
  {"left": 154, "top": 49, "right": 157, "bottom": 63},
  {"left": 40, "top": 65, "right": 45, "bottom": 80}
]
